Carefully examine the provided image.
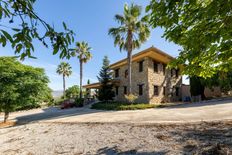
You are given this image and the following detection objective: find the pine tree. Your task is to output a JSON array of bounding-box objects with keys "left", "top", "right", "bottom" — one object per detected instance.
[{"left": 97, "top": 56, "right": 115, "bottom": 101}]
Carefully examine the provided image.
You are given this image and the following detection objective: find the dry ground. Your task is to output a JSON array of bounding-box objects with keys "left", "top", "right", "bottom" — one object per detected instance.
[
  {"left": 0, "top": 121, "right": 232, "bottom": 155},
  {"left": 1, "top": 100, "right": 232, "bottom": 154}
]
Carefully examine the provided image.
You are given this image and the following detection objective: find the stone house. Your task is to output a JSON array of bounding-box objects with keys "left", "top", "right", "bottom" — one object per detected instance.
[
  {"left": 110, "top": 46, "right": 182, "bottom": 103},
  {"left": 84, "top": 46, "right": 182, "bottom": 104}
]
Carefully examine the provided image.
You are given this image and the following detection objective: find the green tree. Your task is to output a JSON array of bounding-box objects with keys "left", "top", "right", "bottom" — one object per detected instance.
[
  {"left": 190, "top": 76, "right": 205, "bottom": 100},
  {"left": 97, "top": 56, "right": 115, "bottom": 101},
  {"left": 147, "top": 0, "right": 232, "bottom": 78},
  {"left": 202, "top": 71, "right": 232, "bottom": 94},
  {"left": 65, "top": 85, "right": 80, "bottom": 99},
  {"left": 73, "top": 41, "right": 92, "bottom": 99},
  {"left": 0, "top": 57, "right": 51, "bottom": 122},
  {"left": 86, "top": 79, "right": 91, "bottom": 98},
  {"left": 56, "top": 62, "right": 72, "bottom": 98},
  {"left": 0, "top": 0, "right": 75, "bottom": 60},
  {"left": 109, "top": 3, "right": 150, "bottom": 94}
]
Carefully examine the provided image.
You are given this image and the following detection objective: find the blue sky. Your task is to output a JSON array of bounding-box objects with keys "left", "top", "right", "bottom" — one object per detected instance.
[{"left": 0, "top": 0, "right": 188, "bottom": 90}]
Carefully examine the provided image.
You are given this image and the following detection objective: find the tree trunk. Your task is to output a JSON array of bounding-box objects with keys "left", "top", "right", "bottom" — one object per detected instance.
[
  {"left": 4, "top": 111, "right": 9, "bottom": 123},
  {"left": 63, "top": 74, "right": 66, "bottom": 98},
  {"left": 80, "top": 60, "right": 83, "bottom": 99},
  {"left": 127, "top": 50, "right": 132, "bottom": 94},
  {"left": 127, "top": 30, "right": 133, "bottom": 95}
]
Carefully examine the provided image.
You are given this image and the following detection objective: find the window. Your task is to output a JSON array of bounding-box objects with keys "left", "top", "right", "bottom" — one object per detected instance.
[
  {"left": 163, "top": 87, "right": 166, "bottom": 95},
  {"left": 153, "top": 61, "right": 158, "bottom": 73},
  {"left": 139, "top": 60, "right": 143, "bottom": 72},
  {"left": 115, "top": 69, "right": 119, "bottom": 78},
  {"left": 154, "top": 85, "right": 159, "bottom": 96},
  {"left": 171, "top": 69, "right": 175, "bottom": 77},
  {"left": 176, "top": 69, "right": 179, "bottom": 77},
  {"left": 138, "top": 84, "right": 143, "bottom": 96},
  {"left": 176, "top": 87, "right": 179, "bottom": 96},
  {"left": 115, "top": 86, "right": 119, "bottom": 95},
  {"left": 124, "top": 69, "right": 128, "bottom": 78},
  {"left": 171, "top": 69, "right": 179, "bottom": 78},
  {"left": 163, "top": 64, "right": 166, "bottom": 75},
  {"left": 124, "top": 86, "right": 127, "bottom": 94}
]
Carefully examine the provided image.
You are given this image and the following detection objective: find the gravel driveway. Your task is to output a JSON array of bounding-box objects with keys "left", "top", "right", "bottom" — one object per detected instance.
[{"left": 1, "top": 100, "right": 232, "bottom": 155}]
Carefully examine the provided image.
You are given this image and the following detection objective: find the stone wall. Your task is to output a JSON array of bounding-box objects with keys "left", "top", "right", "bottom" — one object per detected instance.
[
  {"left": 147, "top": 57, "right": 182, "bottom": 104},
  {"left": 113, "top": 57, "right": 149, "bottom": 103},
  {"left": 113, "top": 57, "right": 182, "bottom": 104}
]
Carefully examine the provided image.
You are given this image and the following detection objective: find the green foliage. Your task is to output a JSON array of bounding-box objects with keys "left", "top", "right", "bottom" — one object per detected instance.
[
  {"left": 91, "top": 102, "right": 157, "bottom": 110},
  {"left": 56, "top": 62, "right": 72, "bottom": 97},
  {"left": 147, "top": 0, "right": 232, "bottom": 78},
  {"left": 74, "top": 98, "right": 84, "bottom": 107},
  {"left": 72, "top": 42, "right": 92, "bottom": 64},
  {"left": 202, "top": 71, "right": 232, "bottom": 93},
  {"left": 56, "top": 62, "right": 72, "bottom": 77},
  {"left": 190, "top": 76, "right": 205, "bottom": 99},
  {"left": 97, "top": 56, "right": 115, "bottom": 101},
  {"left": 53, "top": 98, "right": 65, "bottom": 106},
  {"left": 109, "top": 3, "right": 151, "bottom": 52},
  {"left": 125, "top": 94, "right": 138, "bottom": 104},
  {"left": 0, "top": 57, "right": 51, "bottom": 121},
  {"left": 109, "top": 3, "right": 150, "bottom": 94},
  {"left": 0, "top": 0, "right": 75, "bottom": 60},
  {"left": 65, "top": 85, "right": 80, "bottom": 99},
  {"left": 72, "top": 41, "right": 92, "bottom": 98}
]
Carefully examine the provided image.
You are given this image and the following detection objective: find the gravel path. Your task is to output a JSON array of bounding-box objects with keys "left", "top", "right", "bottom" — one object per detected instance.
[
  {"left": 1, "top": 100, "right": 232, "bottom": 154},
  {"left": 0, "top": 121, "right": 232, "bottom": 155}
]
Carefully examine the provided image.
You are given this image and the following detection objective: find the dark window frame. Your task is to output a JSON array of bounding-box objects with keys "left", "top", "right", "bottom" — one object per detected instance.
[
  {"left": 123, "top": 86, "right": 127, "bottom": 95},
  {"left": 138, "top": 84, "right": 143, "bottom": 96},
  {"left": 171, "top": 69, "right": 175, "bottom": 77},
  {"left": 163, "top": 64, "right": 166, "bottom": 75},
  {"left": 154, "top": 85, "right": 159, "bottom": 96},
  {"left": 175, "top": 87, "right": 179, "bottom": 96},
  {"left": 153, "top": 61, "right": 158, "bottom": 73},
  {"left": 115, "top": 86, "right": 119, "bottom": 95},
  {"left": 138, "top": 60, "right": 144, "bottom": 72},
  {"left": 176, "top": 69, "right": 179, "bottom": 78},
  {"left": 163, "top": 86, "right": 166, "bottom": 95},
  {"left": 115, "top": 68, "right": 119, "bottom": 78},
  {"left": 124, "top": 69, "right": 128, "bottom": 78}
]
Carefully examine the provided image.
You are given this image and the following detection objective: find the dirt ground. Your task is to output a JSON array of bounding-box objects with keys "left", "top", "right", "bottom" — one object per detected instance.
[{"left": 1, "top": 121, "right": 232, "bottom": 155}]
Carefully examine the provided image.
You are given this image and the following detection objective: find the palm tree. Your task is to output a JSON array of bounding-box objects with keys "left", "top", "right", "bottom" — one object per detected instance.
[
  {"left": 109, "top": 3, "right": 150, "bottom": 94},
  {"left": 56, "top": 62, "right": 72, "bottom": 98},
  {"left": 74, "top": 41, "right": 92, "bottom": 99}
]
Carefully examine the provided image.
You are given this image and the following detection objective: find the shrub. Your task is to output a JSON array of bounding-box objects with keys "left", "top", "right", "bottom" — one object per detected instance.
[
  {"left": 53, "top": 98, "right": 65, "bottom": 106},
  {"left": 75, "top": 98, "right": 84, "bottom": 107},
  {"left": 125, "top": 94, "right": 138, "bottom": 103},
  {"left": 91, "top": 102, "right": 159, "bottom": 110}
]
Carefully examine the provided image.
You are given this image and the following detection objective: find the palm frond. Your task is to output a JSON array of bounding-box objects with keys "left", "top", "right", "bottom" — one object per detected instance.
[{"left": 109, "top": 3, "right": 150, "bottom": 52}]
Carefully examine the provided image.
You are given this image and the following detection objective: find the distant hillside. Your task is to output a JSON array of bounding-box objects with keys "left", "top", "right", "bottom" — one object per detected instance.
[{"left": 52, "top": 90, "right": 63, "bottom": 98}]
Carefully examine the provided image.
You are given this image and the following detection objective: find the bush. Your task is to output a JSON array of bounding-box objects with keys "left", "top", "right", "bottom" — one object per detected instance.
[
  {"left": 15, "top": 103, "right": 41, "bottom": 111},
  {"left": 75, "top": 98, "right": 84, "bottom": 107},
  {"left": 91, "top": 102, "right": 160, "bottom": 110},
  {"left": 53, "top": 98, "right": 66, "bottom": 106},
  {"left": 125, "top": 94, "right": 138, "bottom": 103}
]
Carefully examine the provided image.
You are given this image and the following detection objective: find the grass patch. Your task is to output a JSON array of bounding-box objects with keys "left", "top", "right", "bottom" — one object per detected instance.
[{"left": 91, "top": 101, "right": 162, "bottom": 110}]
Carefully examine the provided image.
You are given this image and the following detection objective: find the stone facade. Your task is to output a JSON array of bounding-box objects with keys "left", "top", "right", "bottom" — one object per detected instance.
[{"left": 113, "top": 56, "right": 182, "bottom": 104}]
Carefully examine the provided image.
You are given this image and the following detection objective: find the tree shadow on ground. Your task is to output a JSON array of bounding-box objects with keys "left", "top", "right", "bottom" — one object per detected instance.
[
  {"left": 9, "top": 106, "right": 108, "bottom": 126},
  {"left": 96, "top": 146, "right": 168, "bottom": 155},
  {"left": 169, "top": 121, "right": 232, "bottom": 154}
]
